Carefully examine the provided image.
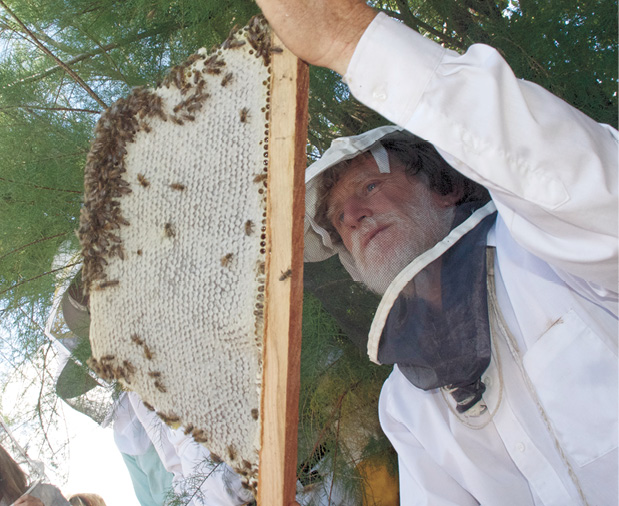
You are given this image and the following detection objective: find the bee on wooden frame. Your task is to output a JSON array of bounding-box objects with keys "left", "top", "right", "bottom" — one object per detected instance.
[{"left": 279, "top": 269, "right": 292, "bottom": 281}]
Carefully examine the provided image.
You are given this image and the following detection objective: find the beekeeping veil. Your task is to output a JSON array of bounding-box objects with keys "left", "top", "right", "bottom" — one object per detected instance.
[{"left": 305, "top": 126, "right": 497, "bottom": 413}]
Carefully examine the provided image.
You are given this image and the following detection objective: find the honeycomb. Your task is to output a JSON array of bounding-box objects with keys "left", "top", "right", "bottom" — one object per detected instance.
[{"left": 79, "top": 17, "right": 275, "bottom": 491}]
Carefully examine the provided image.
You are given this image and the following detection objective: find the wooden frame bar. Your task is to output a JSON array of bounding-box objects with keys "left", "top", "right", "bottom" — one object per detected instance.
[{"left": 257, "top": 35, "right": 309, "bottom": 505}]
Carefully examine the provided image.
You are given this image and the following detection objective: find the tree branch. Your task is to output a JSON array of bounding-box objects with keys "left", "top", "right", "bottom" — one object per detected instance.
[
  {"left": 6, "top": 26, "right": 164, "bottom": 88},
  {"left": 0, "top": 0, "right": 107, "bottom": 108},
  {"left": 0, "top": 232, "right": 71, "bottom": 262},
  {"left": 0, "top": 105, "right": 100, "bottom": 114},
  {"left": 388, "top": 1, "right": 466, "bottom": 50},
  {"left": 0, "top": 176, "right": 82, "bottom": 194},
  {"left": 0, "top": 262, "right": 81, "bottom": 297}
]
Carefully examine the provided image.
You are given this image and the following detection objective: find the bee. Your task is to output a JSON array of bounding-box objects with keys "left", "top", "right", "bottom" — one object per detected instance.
[
  {"left": 110, "top": 244, "right": 125, "bottom": 260},
  {"left": 244, "top": 220, "right": 254, "bottom": 236},
  {"left": 148, "top": 371, "right": 161, "bottom": 378},
  {"left": 239, "top": 107, "right": 249, "bottom": 123},
  {"left": 227, "top": 445, "right": 237, "bottom": 461},
  {"left": 144, "top": 345, "right": 154, "bottom": 360},
  {"left": 123, "top": 360, "right": 136, "bottom": 375},
  {"left": 100, "top": 354, "right": 115, "bottom": 362},
  {"left": 279, "top": 268, "right": 292, "bottom": 281},
  {"left": 227, "top": 39, "right": 246, "bottom": 49},
  {"left": 257, "top": 262, "right": 265, "bottom": 276},
  {"left": 141, "top": 122, "right": 152, "bottom": 133},
  {"left": 203, "top": 66, "right": 222, "bottom": 76},
  {"left": 186, "top": 102, "right": 203, "bottom": 114},
  {"left": 193, "top": 70, "right": 201, "bottom": 85},
  {"left": 184, "top": 424, "right": 194, "bottom": 436},
  {"left": 171, "top": 116, "right": 184, "bottom": 126},
  {"left": 181, "top": 113, "right": 195, "bottom": 122},
  {"left": 143, "top": 401, "right": 155, "bottom": 412},
  {"left": 154, "top": 380, "right": 166, "bottom": 393},
  {"left": 137, "top": 173, "right": 150, "bottom": 188},
  {"left": 220, "top": 72, "right": 233, "bottom": 87},
  {"left": 137, "top": 249, "right": 143, "bottom": 256},
  {"left": 193, "top": 433, "right": 208, "bottom": 443},
  {"left": 210, "top": 453, "right": 222, "bottom": 464},
  {"left": 192, "top": 428, "right": 208, "bottom": 443},
  {"left": 221, "top": 253, "right": 233, "bottom": 267},
  {"left": 157, "top": 411, "right": 180, "bottom": 423},
  {"left": 270, "top": 46, "right": 283, "bottom": 54},
  {"left": 253, "top": 173, "right": 267, "bottom": 183},
  {"left": 251, "top": 408, "right": 259, "bottom": 420},
  {"left": 164, "top": 223, "right": 176, "bottom": 238},
  {"left": 95, "top": 280, "right": 119, "bottom": 290},
  {"left": 131, "top": 333, "right": 144, "bottom": 346},
  {"left": 185, "top": 53, "right": 201, "bottom": 66},
  {"left": 169, "top": 183, "right": 186, "bottom": 191}
]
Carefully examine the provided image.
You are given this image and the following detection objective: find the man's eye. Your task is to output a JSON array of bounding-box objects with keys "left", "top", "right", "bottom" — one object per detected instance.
[{"left": 366, "top": 182, "right": 377, "bottom": 193}]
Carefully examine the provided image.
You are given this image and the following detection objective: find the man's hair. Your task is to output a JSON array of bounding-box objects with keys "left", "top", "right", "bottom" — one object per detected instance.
[{"left": 315, "top": 131, "right": 490, "bottom": 243}]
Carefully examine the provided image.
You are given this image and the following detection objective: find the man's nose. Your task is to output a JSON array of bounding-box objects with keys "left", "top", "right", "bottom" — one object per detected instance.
[{"left": 341, "top": 197, "right": 372, "bottom": 228}]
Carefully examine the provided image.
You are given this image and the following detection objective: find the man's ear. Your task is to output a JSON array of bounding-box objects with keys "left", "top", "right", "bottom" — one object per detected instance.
[
  {"left": 447, "top": 184, "right": 466, "bottom": 206},
  {"left": 433, "top": 185, "right": 463, "bottom": 208}
]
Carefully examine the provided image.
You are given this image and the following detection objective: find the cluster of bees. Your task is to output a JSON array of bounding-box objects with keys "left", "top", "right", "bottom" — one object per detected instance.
[
  {"left": 79, "top": 85, "right": 167, "bottom": 293},
  {"left": 245, "top": 15, "right": 282, "bottom": 66},
  {"left": 87, "top": 354, "right": 136, "bottom": 384}
]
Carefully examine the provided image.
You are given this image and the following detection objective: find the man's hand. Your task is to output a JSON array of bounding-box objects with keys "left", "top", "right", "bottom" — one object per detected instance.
[{"left": 255, "top": 0, "right": 377, "bottom": 75}]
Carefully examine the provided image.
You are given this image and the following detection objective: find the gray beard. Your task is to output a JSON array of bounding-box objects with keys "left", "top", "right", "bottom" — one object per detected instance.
[{"left": 352, "top": 201, "right": 454, "bottom": 295}]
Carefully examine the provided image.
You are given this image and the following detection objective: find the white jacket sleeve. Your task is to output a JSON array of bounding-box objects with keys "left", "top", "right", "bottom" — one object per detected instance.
[{"left": 345, "top": 13, "right": 618, "bottom": 297}]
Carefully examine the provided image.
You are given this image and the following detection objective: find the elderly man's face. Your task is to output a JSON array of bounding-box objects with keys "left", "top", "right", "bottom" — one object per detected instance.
[{"left": 327, "top": 154, "right": 455, "bottom": 294}]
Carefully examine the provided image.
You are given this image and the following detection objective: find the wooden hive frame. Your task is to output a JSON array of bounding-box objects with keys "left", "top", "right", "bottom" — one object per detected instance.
[{"left": 258, "top": 34, "right": 308, "bottom": 505}]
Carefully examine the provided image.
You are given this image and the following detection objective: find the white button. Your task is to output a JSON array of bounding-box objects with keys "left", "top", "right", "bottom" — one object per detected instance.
[
  {"left": 372, "top": 88, "right": 387, "bottom": 101},
  {"left": 516, "top": 442, "right": 526, "bottom": 452}
]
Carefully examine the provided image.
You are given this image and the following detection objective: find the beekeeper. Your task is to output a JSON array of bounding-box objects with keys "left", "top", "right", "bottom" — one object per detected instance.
[{"left": 256, "top": 0, "right": 618, "bottom": 504}]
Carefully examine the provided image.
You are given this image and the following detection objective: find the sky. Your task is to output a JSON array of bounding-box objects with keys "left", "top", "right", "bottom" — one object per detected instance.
[{"left": 61, "top": 402, "right": 140, "bottom": 506}]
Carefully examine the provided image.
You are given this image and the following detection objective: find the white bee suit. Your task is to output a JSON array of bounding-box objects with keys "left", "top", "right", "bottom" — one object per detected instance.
[{"left": 304, "top": 12, "right": 617, "bottom": 506}]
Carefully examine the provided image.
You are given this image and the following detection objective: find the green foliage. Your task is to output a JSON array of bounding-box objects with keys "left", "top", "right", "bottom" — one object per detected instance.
[{"left": 297, "top": 293, "right": 395, "bottom": 502}]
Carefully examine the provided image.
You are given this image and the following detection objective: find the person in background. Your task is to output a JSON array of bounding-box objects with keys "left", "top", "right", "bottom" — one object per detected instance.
[
  {"left": 67, "top": 493, "right": 106, "bottom": 506},
  {"left": 0, "top": 445, "right": 69, "bottom": 506}
]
